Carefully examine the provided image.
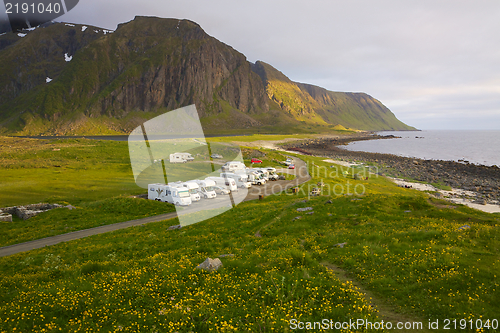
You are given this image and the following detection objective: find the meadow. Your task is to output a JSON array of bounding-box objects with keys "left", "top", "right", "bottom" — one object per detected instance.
[
  {"left": 0, "top": 197, "right": 175, "bottom": 247},
  {"left": 0, "top": 137, "right": 289, "bottom": 247},
  {"left": 0, "top": 136, "right": 144, "bottom": 206},
  {"left": 207, "top": 134, "right": 320, "bottom": 144},
  {"left": 0, "top": 137, "right": 499, "bottom": 332}
]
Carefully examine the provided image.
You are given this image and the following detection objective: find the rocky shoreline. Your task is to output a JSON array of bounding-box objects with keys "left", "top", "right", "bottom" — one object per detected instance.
[{"left": 283, "top": 135, "right": 500, "bottom": 205}]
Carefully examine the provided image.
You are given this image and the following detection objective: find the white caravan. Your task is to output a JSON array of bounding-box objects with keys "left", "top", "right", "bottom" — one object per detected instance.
[
  {"left": 190, "top": 179, "right": 217, "bottom": 199},
  {"left": 251, "top": 168, "right": 270, "bottom": 181},
  {"left": 220, "top": 172, "right": 251, "bottom": 189},
  {"left": 247, "top": 171, "right": 266, "bottom": 185},
  {"left": 222, "top": 161, "right": 246, "bottom": 173},
  {"left": 206, "top": 176, "right": 238, "bottom": 192},
  {"left": 169, "top": 152, "right": 195, "bottom": 163},
  {"left": 148, "top": 183, "right": 192, "bottom": 206},
  {"left": 260, "top": 167, "right": 279, "bottom": 181},
  {"left": 182, "top": 182, "right": 201, "bottom": 201},
  {"left": 170, "top": 181, "right": 201, "bottom": 202},
  {"left": 268, "top": 171, "right": 279, "bottom": 181}
]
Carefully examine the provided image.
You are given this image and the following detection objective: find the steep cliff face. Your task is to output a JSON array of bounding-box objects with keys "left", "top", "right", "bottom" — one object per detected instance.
[
  {"left": 252, "top": 61, "right": 324, "bottom": 123},
  {"left": 81, "top": 17, "right": 269, "bottom": 118},
  {"left": 0, "top": 16, "right": 414, "bottom": 135},
  {"left": 0, "top": 17, "right": 274, "bottom": 134}
]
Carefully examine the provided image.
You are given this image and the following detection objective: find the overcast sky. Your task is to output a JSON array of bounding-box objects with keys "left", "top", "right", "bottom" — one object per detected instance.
[{"left": 57, "top": 1, "right": 500, "bottom": 129}]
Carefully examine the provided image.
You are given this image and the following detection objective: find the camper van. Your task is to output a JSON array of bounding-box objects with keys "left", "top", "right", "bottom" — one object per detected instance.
[
  {"left": 247, "top": 171, "right": 266, "bottom": 185},
  {"left": 182, "top": 182, "right": 201, "bottom": 202},
  {"left": 260, "top": 167, "right": 280, "bottom": 181},
  {"left": 220, "top": 172, "right": 251, "bottom": 189},
  {"left": 171, "top": 181, "right": 201, "bottom": 202},
  {"left": 222, "top": 161, "right": 246, "bottom": 173},
  {"left": 251, "top": 168, "right": 270, "bottom": 181},
  {"left": 148, "top": 183, "right": 192, "bottom": 206},
  {"left": 268, "top": 171, "right": 280, "bottom": 181},
  {"left": 206, "top": 176, "right": 238, "bottom": 192},
  {"left": 169, "top": 152, "right": 195, "bottom": 163},
  {"left": 190, "top": 179, "right": 217, "bottom": 199}
]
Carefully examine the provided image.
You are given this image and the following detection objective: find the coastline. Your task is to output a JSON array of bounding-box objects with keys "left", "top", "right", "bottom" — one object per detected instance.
[{"left": 278, "top": 136, "right": 500, "bottom": 213}]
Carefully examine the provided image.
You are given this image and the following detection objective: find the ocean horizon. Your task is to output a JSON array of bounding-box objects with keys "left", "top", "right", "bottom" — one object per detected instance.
[{"left": 343, "top": 130, "right": 500, "bottom": 167}]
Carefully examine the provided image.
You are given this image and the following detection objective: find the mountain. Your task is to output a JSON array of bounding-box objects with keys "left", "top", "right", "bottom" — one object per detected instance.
[
  {"left": 0, "top": 16, "right": 415, "bottom": 135},
  {"left": 252, "top": 61, "right": 414, "bottom": 131}
]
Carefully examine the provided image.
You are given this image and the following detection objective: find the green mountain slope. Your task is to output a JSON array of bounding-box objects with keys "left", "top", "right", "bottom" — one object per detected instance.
[
  {"left": 252, "top": 61, "right": 415, "bottom": 131},
  {"left": 0, "top": 22, "right": 106, "bottom": 107},
  {"left": 0, "top": 16, "right": 415, "bottom": 135}
]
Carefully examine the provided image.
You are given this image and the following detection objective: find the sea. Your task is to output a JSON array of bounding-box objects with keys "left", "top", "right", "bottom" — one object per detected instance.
[{"left": 343, "top": 130, "right": 500, "bottom": 167}]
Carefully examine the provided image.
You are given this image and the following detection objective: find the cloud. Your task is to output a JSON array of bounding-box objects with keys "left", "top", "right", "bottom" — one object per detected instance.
[{"left": 59, "top": 0, "right": 500, "bottom": 129}]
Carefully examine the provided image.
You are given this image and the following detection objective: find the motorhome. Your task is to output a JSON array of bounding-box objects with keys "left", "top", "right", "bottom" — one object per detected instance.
[
  {"left": 246, "top": 171, "right": 266, "bottom": 185},
  {"left": 251, "top": 168, "right": 270, "bottom": 181},
  {"left": 172, "top": 181, "right": 201, "bottom": 202},
  {"left": 268, "top": 171, "right": 279, "bottom": 181},
  {"left": 190, "top": 179, "right": 217, "bottom": 199},
  {"left": 220, "top": 172, "right": 251, "bottom": 189},
  {"left": 148, "top": 183, "right": 192, "bottom": 206},
  {"left": 262, "top": 167, "right": 279, "bottom": 181},
  {"left": 169, "top": 152, "right": 195, "bottom": 163},
  {"left": 222, "top": 161, "right": 246, "bottom": 173},
  {"left": 206, "top": 176, "right": 238, "bottom": 192}
]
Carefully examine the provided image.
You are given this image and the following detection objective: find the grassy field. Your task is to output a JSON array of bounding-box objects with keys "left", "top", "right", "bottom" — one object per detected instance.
[
  {"left": 0, "top": 137, "right": 290, "bottom": 247},
  {"left": 0, "top": 137, "right": 143, "bottom": 206},
  {"left": 0, "top": 197, "right": 175, "bottom": 247},
  {"left": 241, "top": 148, "right": 292, "bottom": 169},
  {"left": 1, "top": 138, "right": 499, "bottom": 332},
  {"left": 206, "top": 133, "right": 340, "bottom": 144},
  {"left": 0, "top": 136, "right": 247, "bottom": 206}
]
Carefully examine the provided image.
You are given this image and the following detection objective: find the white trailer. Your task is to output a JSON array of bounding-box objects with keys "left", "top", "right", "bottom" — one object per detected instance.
[
  {"left": 190, "top": 179, "right": 217, "bottom": 199},
  {"left": 220, "top": 172, "right": 251, "bottom": 189},
  {"left": 206, "top": 176, "right": 238, "bottom": 192},
  {"left": 169, "top": 152, "right": 195, "bottom": 163},
  {"left": 148, "top": 183, "right": 192, "bottom": 206},
  {"left": 247, "top": 171, "right": 266, "bottom": 185},
  {"left": 170, "top": 181, "right": 201, "bottom": 202},
  {"left": 222, "top": 161, "right": 247, "bottom": 173},
  {"left": 268, "top": 171, "right": 279, "bottom": 181},
  {"left": 251, "top": 168, "right": 270, "bottom": 181},
  {"left": 260, "top": 167, "right": 279, "bottom": 181}
]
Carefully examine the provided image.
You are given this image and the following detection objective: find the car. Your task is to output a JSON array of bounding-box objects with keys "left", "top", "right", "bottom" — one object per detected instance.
[
  {"left": 251, "top": 158, "right": 262, "bottom": 163},
  {"left": 288, "top": 164, "right": 295, "bottom": 169},
  {"left": 211, "top": 154, "right": 223, "bottom": 159},
  {"left": 213, "top": 186, "right": 230, "bottom": 195}
]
